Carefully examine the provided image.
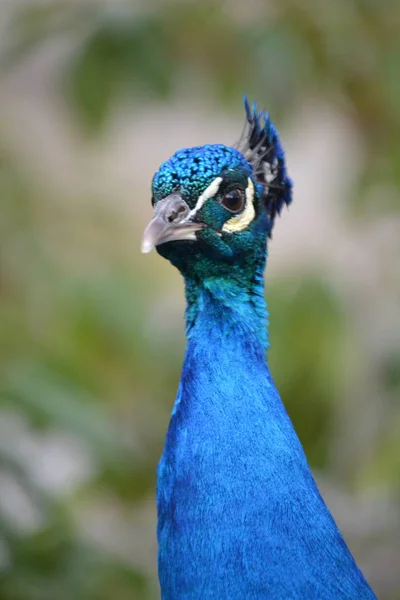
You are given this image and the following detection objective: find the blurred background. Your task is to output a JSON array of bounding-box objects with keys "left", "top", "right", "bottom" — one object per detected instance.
[{"left": 0, "top": 1, "right": 399, "bottom": 598}]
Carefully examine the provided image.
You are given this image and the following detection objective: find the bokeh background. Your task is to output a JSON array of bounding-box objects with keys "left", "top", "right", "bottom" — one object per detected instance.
[{"left": 0, "top": 1, "right": 399, "bottom": 598}]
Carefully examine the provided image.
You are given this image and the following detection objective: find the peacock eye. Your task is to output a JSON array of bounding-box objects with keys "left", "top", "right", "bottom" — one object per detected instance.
[{"left": 221, "top": 189, "right": 245, "bottom": 214}]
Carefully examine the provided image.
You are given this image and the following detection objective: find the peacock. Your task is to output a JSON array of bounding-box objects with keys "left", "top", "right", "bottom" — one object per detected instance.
[{"left": 142, "top": 98, "right": 376, "bottom": 599}]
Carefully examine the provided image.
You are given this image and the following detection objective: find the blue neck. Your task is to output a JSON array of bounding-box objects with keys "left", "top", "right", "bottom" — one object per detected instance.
[
  {"left": 157, "top": 270, "right": 376, "bottom": 600},
  {"left": 184, "top": 261, "right": 269, "bottom": 350}
]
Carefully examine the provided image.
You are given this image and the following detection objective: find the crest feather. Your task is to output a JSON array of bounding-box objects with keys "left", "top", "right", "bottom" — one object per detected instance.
[{"left": 235, "top": 96, "right": 293, "bottom": 233}]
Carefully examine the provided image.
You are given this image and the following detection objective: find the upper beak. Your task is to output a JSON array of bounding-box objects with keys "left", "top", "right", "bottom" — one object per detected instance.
[{"left": 141, "top": 192, "right": 204, "bottom": 254}]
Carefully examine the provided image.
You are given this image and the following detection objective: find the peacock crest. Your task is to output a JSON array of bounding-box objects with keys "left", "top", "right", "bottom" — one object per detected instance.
[{"left": 235, "top": 96, "right": 293, "bottom": 232}]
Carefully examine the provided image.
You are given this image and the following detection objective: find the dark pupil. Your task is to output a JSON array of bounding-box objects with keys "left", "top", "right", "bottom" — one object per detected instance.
[{"left": 223, "top": 190, "right": 244, "bottom": 212}]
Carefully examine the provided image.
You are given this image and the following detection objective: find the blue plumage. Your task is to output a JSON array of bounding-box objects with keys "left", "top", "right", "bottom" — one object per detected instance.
[
  {"left": 152, "top": 145, "right": 251, "bottom": 203},
  {"left": 142, "top": 99, "right": 376, "bottom": 599}
]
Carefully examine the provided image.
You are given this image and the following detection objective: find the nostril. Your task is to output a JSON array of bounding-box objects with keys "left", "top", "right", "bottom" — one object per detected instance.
[
  {"left": 158, "top": 194, "right": 190, "bottom": 224},
  {"left": 166, "top": 203, "right": 188, "bottom": 223},
  {"left": 167, "top": 210, "right": 178, "bottom": 223}
]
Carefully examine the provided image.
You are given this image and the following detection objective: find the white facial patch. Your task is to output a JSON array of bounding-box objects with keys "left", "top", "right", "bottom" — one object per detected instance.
[
  {"left": 222, "top": 178, "right": 255, "bottom": 233},
  {"left": 185, "top": 176, "right": 223, "bottom": 221}
]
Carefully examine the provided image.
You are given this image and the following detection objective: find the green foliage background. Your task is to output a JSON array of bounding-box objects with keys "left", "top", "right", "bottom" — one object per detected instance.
[{"left": 0, "top": 1, "right": 399, "bottom": 599}]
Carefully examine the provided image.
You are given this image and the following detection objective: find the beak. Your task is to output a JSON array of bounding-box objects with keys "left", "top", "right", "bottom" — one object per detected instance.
[{"left": 141, "top": 192, "right": 204, "bottom": 254}]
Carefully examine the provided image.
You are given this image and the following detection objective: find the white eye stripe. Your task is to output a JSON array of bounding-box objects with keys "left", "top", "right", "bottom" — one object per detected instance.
[
  {"left": 185, "top": 176, "right": 223, "bottom": 221},
  {"left": 222, "top": 178, "right": 255, "bottom": 233}
]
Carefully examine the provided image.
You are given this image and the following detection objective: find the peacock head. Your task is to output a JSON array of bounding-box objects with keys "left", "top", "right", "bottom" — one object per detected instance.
[{"left": 142, "top": 98, "right": 293, "bottom": 282}]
